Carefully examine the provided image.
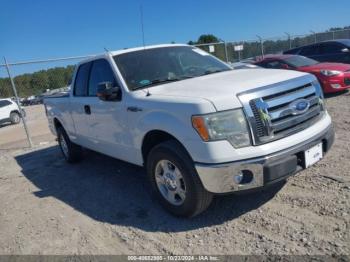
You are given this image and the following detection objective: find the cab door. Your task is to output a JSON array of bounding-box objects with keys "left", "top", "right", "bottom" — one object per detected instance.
[
  {"left": 83, "top": 59, "right": 132, "bottom": 162},
  {"left": 69, "top": 61, "right": 95, "bottom": 147}
]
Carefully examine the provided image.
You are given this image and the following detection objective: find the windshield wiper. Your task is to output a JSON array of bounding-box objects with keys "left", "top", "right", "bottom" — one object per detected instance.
[
  {"left": 132, "top": 76, "right": 194, "bottom": 91},
  {"left": 203, "top": 69, "right": 230, "bottom": 75}
]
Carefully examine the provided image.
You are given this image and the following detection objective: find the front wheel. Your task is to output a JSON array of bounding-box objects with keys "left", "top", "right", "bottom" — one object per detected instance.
[
  {"left": 146, "top": 140, "right": 213, "bottom": 217},
  {"left": 10, "top": 112, "right": 20, "bottom": 124},
  {"left": 57, "top": 127, "right": 83, "bottom": 163}
]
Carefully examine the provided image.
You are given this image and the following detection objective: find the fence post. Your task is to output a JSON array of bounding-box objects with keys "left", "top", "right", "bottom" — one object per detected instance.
[
  {"left": 3, "top": 57, "right": 33, "bottom": 148},
  {"left": 223, "top": 41, "right": 229, "bottom": 63},
  {"left": 256, "top": 35, "right": 264, "bottom": 59},
  {"left": 310, "top": 30, "right": 317, "bottom": 43},
  {"left": 285, "top": 32, "right": 292, "bottom": 49}
]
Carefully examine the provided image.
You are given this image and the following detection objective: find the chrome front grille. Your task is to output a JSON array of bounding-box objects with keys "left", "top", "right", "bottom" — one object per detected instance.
[{"left": 239, "top": 75, "right": 325, "bottom": 145}]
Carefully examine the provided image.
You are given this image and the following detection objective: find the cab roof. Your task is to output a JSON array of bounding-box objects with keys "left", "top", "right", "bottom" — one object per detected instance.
[
  {"left": 109, "top": 43, "right": 189, "bottom": 56},
  {"left": 77, "top": 44, "right": 190, "bottom": 65}
]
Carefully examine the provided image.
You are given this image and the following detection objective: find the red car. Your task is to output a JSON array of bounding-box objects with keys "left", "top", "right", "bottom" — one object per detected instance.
[{"left": 254, "top": 54, "right": 350, "bottom": 93}]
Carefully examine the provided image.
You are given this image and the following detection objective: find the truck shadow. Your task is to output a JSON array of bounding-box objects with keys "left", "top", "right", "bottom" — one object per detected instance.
[
  {"left": 15, "top": 145, "right": 284, "bottom": 232},
  {"left": 324, "top": 89, "right": 349, "bottom": 98}
]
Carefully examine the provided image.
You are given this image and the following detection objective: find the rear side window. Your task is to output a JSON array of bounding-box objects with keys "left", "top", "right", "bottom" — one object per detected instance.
[
  {"left": 88, "top": 59, "right": 117, "bottom": 96},
  {"left": 0, "top": 100, "right": 12, "bottom": 108},
  {"left": 260, "top": 60, "right": 284, "bottom": 69},
  {"left": 320, "top": 42, "right": 344, "bottom": 54},
  {"left": 74, "top": 62, "right": 91, "bottom": 96},
  {"left": 300, "top": 44, "right": 320, "bottom": 56}
]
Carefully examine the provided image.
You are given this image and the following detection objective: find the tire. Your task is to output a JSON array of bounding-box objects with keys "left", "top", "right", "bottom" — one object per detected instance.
[
  {"left": 10, "top": 112, "right": 20, "bottom": 124},
  {"left": 146, "top": 140, "right": 213, "bottom": 217},
  {"left": 57, "top": 127, "right": 83, "bottom": 163}
]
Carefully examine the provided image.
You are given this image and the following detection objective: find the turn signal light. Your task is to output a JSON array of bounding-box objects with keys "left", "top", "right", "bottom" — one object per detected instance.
[{"left": 192, "top": 116, "right": 210, "bottom": 141}]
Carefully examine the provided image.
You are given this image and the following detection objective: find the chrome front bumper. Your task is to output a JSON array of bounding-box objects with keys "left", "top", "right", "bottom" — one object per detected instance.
[{"left": 195, "top": 124, "right": 334, "bottom": 194}]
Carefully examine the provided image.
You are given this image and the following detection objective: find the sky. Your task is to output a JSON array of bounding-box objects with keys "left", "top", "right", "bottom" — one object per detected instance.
[{"left": 0, "top": 0, "right": 349, "bottom": 75}]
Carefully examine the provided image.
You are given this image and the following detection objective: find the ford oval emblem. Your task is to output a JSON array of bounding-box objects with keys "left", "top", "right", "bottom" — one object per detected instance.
[{"left": 290, "top": 99, "right": 310, "bottom": 115}]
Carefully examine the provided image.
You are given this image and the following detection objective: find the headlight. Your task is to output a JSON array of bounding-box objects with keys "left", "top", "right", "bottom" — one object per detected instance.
[
  {"left": 192, "top": 109, "right": 251, "bottom": 148},
  {"left": 320, "top": 70, "right": 341, "bottom": 76},
  {"left": 312, "top": 79, "right": 326, "bottom": 110},
  {"left": 312, "top": 79, "right": 324, "bottom": 98}
]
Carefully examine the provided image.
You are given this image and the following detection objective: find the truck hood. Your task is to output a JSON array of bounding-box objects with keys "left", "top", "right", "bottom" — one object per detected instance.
[{"left": 145, "top": 69, "right": 310, "bottom": 111}]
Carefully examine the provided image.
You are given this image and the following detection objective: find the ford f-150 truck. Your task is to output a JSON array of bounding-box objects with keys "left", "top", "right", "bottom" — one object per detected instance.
[{"left": 44, "top": 44, "right": 334, "bottom": 217}]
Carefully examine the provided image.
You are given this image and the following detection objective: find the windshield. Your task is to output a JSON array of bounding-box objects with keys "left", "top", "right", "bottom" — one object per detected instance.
[
  {"left": 283, "top": 56, "right": 319, "bottom": 67},
  {"left": 113, "top": 46, "right": 231, "bottom": 90}
]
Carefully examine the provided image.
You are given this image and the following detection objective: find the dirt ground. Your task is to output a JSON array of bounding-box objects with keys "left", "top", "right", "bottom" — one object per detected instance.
[
  {"left": 0, "top": 105, "right": 55, "bottom": 150},
  {"left": 0, "top": 93, "right": 349, "bottom": 255}
]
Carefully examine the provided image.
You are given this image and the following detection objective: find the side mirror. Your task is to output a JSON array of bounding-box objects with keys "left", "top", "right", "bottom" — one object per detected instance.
[
  {"left": 97, "top": 82, "right": 120, "bottom": 101},
  {"left": 281, "top": 64, "right": 290, "bottom": 69},
  {"left": 341, "top": 48, "right": 349, "bottom": 53}
]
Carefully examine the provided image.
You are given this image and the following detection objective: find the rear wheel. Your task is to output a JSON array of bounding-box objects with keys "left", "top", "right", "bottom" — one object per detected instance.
[
  {"left": 146, "top": 140, "right": 213, "bottom": 217},
  {"left": 10, "top": 112, "right": 20, "bottom": 124},
  {"left": 57, "top": 127, "right": 83, "bottom": 163}
]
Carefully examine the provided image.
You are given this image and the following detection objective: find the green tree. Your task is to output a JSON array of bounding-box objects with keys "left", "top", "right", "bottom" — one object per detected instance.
[
  {"left": 197, "top": 34, "right": 220, "bottom": 44},
  {"left": 0, "top": 65, "right": 75, "bottom": 98},
  {"left": 188, "top": 34, "right": 221, "bottom": 45},
  {"left": 30, "top": 71, "right": 50, "bottom": 93}
]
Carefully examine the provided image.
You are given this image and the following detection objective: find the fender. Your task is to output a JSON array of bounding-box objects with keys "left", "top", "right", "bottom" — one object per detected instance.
[
  {"left": 131, "top": 110, "right": 201, "bottom": 165},
  {"left": 46, "top": 103, "right": 75, "bottom": 139}
]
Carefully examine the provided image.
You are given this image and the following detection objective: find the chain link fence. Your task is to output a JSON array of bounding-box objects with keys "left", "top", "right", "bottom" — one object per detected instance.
[
  {"left": 195, "top": 29, "right": 350, "bottom": 62},
  {"left": 0, "top": 56, "right": 91, "bottom": 149},
  {"left": 0, "top": 28, "right": 350, "bottom": 149}
]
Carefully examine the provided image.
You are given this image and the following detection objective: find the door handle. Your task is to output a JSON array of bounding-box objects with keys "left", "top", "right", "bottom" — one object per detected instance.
[
  {"left": 127, "top": 106, "right": 143, "bottom": 112},
  {"left": 84, "top": 105, "right": 91, "bottom": 115}
]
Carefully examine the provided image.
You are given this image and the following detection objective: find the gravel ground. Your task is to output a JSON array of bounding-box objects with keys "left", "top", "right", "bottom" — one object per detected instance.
[
  {"left": 0, "top": 92, "right": 349, "bottom": 255},
  {"left": 0, "top": 105, "right": 55, "bottom": 150}
]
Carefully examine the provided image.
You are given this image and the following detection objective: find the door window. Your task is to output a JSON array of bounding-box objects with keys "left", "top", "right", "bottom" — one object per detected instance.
[
  {"left": 300, "top": 44, "right": 320, "bottom": 56},
  {"left": 0, "top": 100, "right": 12, "bottom": 108},
  {"left": 262, "top": 60, "right": 285, "bottom": 69},
  {"left": 88, "top": 59, "right": 117, "bottom": 96},
  {"left": 74, "top": 62, "right": 91, "bottom": 96},
  {"left": 320, "top": 42, "right": 344, "bottom": 54}
]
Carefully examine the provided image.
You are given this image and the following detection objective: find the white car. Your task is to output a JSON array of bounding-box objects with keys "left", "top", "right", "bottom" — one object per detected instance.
[
  {"left": 44, "top": 44, "right": 334, "bottom": 217},
  {"left": 0, "top": 98, "right": 22, "bottom": 125}
]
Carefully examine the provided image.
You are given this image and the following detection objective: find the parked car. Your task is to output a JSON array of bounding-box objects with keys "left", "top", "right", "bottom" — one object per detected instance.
[
  {"left": 44, "top": 44, "right": 334, "bottom": 217},
  {"left": 31, "top": 95, "right": 44, "bottom": 105},
  {"left": 254, "top": 54, "right": 350, "bottom": 93},
  {"left": 21, "top": 95, "right": 44, "bottom": 106},
  {"left": 0, "top": 98, "right": 23, "bottom": 125},
  {"left": 283, "top": 39, "right": 350, "bottom": 64}
]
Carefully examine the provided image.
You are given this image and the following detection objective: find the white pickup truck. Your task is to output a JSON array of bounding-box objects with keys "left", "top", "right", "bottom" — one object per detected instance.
[{"left": 45, "top": 44, "right": 334, "bottom": 217}]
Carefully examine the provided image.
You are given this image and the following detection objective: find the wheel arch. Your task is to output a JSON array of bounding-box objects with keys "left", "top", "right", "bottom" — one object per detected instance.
[
  {"left": 141, "top": 130, "right": 192, "bottom": 165},
  {"left": 53, "top": 117, "right": 63, "bottom": 131},
  {"left": 9, "top": 109, "right": 20, "bottom": 116}
]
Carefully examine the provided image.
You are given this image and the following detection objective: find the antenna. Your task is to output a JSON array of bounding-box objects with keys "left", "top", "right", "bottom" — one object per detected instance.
[
  {"left": 140, "top": 5, "right": 146, "bottom": 47},
  {"left": 104, "top": 47, "right": 112, "bottom": 56}
]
